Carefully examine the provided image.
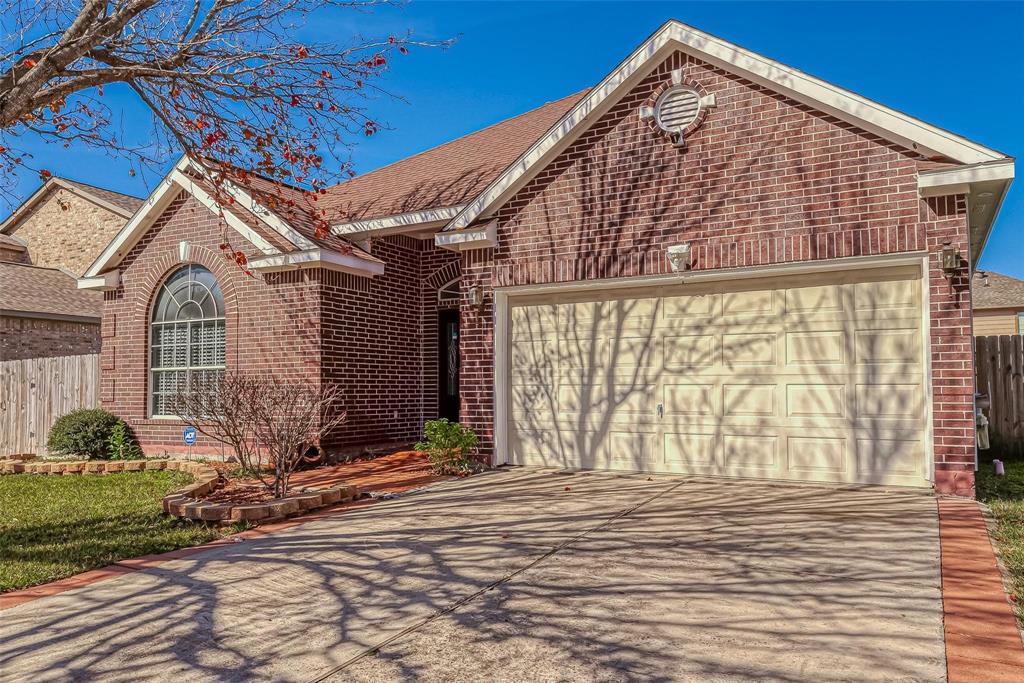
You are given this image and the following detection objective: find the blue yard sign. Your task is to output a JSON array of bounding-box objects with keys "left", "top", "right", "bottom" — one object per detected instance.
[{"left": 182, "top": 426, "right": 198, "bottom": 446}]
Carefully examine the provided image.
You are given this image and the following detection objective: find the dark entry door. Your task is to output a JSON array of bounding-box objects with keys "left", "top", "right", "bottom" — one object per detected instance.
[{"left": 438, "top": 309, "right": 460, "bottom": 422}]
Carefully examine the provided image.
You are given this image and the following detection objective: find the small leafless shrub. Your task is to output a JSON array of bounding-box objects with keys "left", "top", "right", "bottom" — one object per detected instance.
[{"left": 173, "top": 372, "right": 346, "bottom": 498}]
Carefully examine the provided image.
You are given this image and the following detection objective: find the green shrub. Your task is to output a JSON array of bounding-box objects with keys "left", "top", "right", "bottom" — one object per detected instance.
[
  {"left": 107, "top": 420, "right": 144, "bottom": 460},
  {"left": 46, "top": 409, "right": 121, "bottom": 459},
  {"left": 415, "top": 419, "right": 479, "bottom": 475}
]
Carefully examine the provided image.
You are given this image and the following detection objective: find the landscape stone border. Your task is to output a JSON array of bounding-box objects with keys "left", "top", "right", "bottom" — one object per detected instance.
[{"left": 0, "top": 458, "right": 359, "bottom": 525}]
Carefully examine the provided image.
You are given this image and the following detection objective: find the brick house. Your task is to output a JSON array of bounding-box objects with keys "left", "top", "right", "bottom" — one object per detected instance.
[
  {"left": 972, "top": 271, "right": 1024, "bottom": 336},
  {"left": 80, "top": 21, "right": 1013, "bottom": 495},
  {"left": 0, "top": 178, "right": 143, "bottom": 360}
]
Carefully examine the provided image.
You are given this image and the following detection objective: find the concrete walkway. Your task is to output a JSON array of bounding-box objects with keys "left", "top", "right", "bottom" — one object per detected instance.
[{"left": 0, "top": 470, "right": 945, "bottom": 682}]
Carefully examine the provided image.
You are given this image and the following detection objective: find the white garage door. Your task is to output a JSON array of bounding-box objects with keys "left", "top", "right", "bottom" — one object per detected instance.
[{"left": 506, "top": 265, "right": 930, "bottom": 487}]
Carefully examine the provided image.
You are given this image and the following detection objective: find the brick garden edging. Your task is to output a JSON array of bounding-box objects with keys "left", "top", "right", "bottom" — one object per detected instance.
[{"left": 0, "top": 458, "right": 359, "bottom": 525}]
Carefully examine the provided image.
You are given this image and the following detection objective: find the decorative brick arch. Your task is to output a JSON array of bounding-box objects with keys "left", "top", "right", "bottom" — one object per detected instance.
[
  {"left": 133, "top": 242, "right": 243, "bottom": 383},
  {"left": 425, "top": 260, "right": 461, "bottom": 290},
  {"left": 642, "top": 65, "right": 712, "bottom": 143}
]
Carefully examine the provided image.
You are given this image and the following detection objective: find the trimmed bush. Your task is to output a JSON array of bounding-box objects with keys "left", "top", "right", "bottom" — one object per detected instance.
[
  {"left": 107, "top": 420, "right": 144, "bottom": 460},
  {"left": 46, "top": 409, "right": 121, "bottom": 460},
  {"left": 415, "top": 419, "right": 479, "bottom": 476}
]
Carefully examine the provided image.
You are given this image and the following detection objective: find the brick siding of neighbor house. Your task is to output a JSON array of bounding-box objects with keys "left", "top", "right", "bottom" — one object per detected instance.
[
  {"left": 457, "top": 50, "right": 975, "bottom": 494},
  {"left": 0, "top": 316, "right": 100, "bottom": 361},
  {"left": 6, "top": 187, "right": 128, "bottom": 276},
  {"left": 101, "top": 189, "right": 464, "bottom": 457}
]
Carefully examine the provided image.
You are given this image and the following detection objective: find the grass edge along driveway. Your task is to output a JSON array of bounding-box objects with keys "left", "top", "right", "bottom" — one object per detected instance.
[
  {"left": 976, "top": 454, "right": 1024, "bottom": 628},
  {"left": 0, "top": 470, "right": 236, "bottom": 592}
]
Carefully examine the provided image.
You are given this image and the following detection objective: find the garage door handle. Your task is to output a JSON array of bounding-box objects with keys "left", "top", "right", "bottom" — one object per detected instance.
[{"left": 656, "top": 403, "right": 664, "bottom": 418}]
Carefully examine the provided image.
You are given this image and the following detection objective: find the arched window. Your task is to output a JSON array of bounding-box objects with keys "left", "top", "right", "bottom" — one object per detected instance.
[{"left": 150, "top": 264, "right": 226, "bottom": 417}]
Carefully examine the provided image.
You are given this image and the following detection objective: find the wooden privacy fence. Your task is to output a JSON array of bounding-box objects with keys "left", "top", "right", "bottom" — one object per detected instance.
[
  {"left": 0, "top": 354, "right": 100, "bottom": 456},
  {"left": 975, "top": 335, "right": 1024, "bottom": 457}
]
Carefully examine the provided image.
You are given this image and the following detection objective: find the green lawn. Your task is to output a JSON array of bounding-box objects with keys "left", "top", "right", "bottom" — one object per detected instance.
[
  {"left": 976, "top": 455, "right": 1024, "bottom": 626},
  {"left": 0, "top": 471, "right": 232, "bottom": 592}
]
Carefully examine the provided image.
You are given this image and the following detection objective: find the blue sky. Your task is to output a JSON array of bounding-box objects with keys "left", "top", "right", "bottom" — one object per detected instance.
[{"left": 8, "top": 1, "right": 1023, "bottom": 275}]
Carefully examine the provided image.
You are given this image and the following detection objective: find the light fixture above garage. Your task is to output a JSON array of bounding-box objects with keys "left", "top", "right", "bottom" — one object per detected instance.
[{"left": 667, "top": 243, "right": 692, "bottom": 272}]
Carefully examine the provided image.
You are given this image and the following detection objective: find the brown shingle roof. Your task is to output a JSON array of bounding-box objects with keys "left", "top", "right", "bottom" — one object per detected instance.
[
  {"left": 0, "top": 262, "right": 102, "bottom": 319},
  {"left": 320, "top": 91, "right": 588, "bottom": 223},
  {"left": 973, "top": 271, "right": 1024, "bottom": 310},
  {"left": 60, "top": 179, "right": 145, "bottom": 215}
]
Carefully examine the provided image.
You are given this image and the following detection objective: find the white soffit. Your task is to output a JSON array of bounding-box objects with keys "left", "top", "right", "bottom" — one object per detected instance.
[
  {"left": 248, "top": 248, "right": 384, "bottom": 277},
  {"left": 434, "top": 220, "right": 497, "bottom": 251},
  {"left": 444, "top": 19, "right": 1009, "bottom": 233},
  {"left": 332, "top": 205, "right": 465, "bottom": 236}
]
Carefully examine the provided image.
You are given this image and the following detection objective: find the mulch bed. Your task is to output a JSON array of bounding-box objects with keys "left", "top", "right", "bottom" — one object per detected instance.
[{"left": 200, "top": 450, "right": 444, "bottom": 505}]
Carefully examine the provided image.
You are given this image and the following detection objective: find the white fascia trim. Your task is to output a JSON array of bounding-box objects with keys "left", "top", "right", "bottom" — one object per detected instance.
[
  {"left": 446, "top": 19, "right": 1007, "bottom": 232},
  {"left": 918, "top": 159, "right": 1015, "bottom": 195},
  {"left": 434, "top": 220, "right": 497, "bottom": 251},
  {"left": 332, "top": 205, "right": 465, "bottom": 236},
  {"left": 83, "top": 157, "right": 194, "bottom": 278},
  {"left": 248, "top": 248, "right": 385, "bottom": 277},
  {"left": 1, "top": 178, "right": 137, "bottom": 234},
  {"left": 77, "top": 270, "right": 120, "bottom": 291},
  {"left": 169, "top": 170, "right": 279, "bottom": 256},
  {"left": 186, "top": 160, "right": 316, "bottom": 251}
]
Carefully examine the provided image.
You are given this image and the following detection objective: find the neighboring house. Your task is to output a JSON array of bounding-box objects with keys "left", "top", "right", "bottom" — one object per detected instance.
[
  {"left": 973, "top": 271, "right": 1024, "bottom": 335},
  {"left": 80, "top": 20, "right": 1013, "bottom": 496},
  {"left": 0, "top": 262, "right": 103, "bottom": 360},
  {"left": 0, "top": 178, "right": 143, "bottom": 361},
  {"left": 0, "top": 177, "right": 144, "bottom": 276}
]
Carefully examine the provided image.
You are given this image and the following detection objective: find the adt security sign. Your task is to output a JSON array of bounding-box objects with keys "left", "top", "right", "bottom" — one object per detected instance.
[{"left": 183, "top": 426, "right": 198, "bottom": 446}]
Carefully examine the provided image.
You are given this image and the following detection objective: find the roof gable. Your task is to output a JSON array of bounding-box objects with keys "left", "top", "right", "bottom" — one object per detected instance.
[
  {"left": 81, "top": 158, "right": 382, "bottom": 286},
  {"left": 324, "top": 92, "right": 586, "bottom": 234},
  {"left": 443, "top": 19, "right": 1011, "bottom": 234},
  {"left": 0, "top": 178, "right": 143, "bottom": 234},
  {"left": 973, "top": 271, "right": 1024, "bottom": 310}
]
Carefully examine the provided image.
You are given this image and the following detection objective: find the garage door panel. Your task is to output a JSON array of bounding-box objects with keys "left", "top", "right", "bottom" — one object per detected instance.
[
  {"left": 786, "top": 383, "right": 847, "bottom": 418},
  {"left": 723, "top": 383, "right": 777, "bottom": 417},
  {"left": 786, "top": 331, "right": 846, "bottom": 365},
  {"left": 787, "top": 436, "right": 848, "bottom": 476},
  {"left": 723, "top": 433, "right": 780, "bottom": 472},
  {"left": 664, "top": 334, "right": 718, "bottom": 369},
  {"left": 664, "top": 431, "right": 720, "bottom": 471},
  {"left": 856, "top": 437, "right": 925, "bottom": 479},
  {"left": 507, "top": 266, "right": 928, "bottom": 487},
  {"left": 723, "top": 333, "right": 777, "bottom": 367},
  {"left": 785, "top": 284, "right": 844, "bottom": 314},
  {"left": 856, "top": 383, "right": 923, "bottom": 420}
]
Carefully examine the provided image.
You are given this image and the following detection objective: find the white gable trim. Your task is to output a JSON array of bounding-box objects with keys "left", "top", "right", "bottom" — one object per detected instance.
[
  {"left": 77, "top": 270, "right": 120, "bottom": 291},
  {"left": 434, "top": 220, "right": 497, "bottom": 251},
  {"left": 169, "top": 170, "right": 280, "bottom": 256},
  {"left": 247, "top": 248, "right": 385, "bottom": 277},
  {"left": 445, "top": 19, "right": 1008, "bottom": 233},
  {"left": 332, "top": 205, "right": 464, "bottom": 236},
  {"left": 917, "top": 159, "right": 1015, "bottom": 196}
]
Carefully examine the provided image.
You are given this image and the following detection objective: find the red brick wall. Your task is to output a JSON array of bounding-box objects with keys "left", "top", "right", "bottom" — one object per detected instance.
[
  {"left": 101, "top": 192, "right": 463, "bottom": 456},
  {"left": 101, "top": 190, "right": 323, "bottom": 456},
  {"left": 458, "top": 50, "right": 974, "bottom": 491}
]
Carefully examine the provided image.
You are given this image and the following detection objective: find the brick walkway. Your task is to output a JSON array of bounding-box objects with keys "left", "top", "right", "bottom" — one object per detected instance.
[{"left": 938, "top": 498, "right": 1024, "bottom": 682}]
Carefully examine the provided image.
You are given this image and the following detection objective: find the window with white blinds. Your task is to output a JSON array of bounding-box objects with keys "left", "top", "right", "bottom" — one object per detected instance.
[{"left": 150, "top": 264, "right": 226, "bottom": 417}]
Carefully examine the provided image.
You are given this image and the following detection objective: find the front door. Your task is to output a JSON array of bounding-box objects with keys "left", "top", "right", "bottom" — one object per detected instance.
[{"left": 438, "top": 309, "right": 460, "bottom": 422}]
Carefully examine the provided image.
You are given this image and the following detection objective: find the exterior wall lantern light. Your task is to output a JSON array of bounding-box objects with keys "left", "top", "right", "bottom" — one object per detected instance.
[
  {"left": 940, "top": 242, "right": 961, "bottom": 275},
  {"left": 468, "top": 284, "right": 484, "bottom": 309},
  {"left": 667, "top": 243, "right": 692, "bottom": 272}
]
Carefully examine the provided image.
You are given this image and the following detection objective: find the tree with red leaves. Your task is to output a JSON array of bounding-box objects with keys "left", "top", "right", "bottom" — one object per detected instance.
[{"left": 0, "top": 0, "right": 442, "bottom": 234}]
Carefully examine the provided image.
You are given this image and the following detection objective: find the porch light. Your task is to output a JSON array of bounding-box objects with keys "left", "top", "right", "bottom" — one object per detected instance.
[
  {"left": 667, "top": 243, "right": 692, "bottom": 272},
  {"left": 468, "top": 284, "right": 484, "bottom": 309},
  {"left": 940, "top": 242, "right": 960, "bottom": 275}
]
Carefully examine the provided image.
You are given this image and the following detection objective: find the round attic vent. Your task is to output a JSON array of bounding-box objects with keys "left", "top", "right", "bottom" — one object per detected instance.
[{"left": 655, "top": 86, "right": 702, "bottom": 133}]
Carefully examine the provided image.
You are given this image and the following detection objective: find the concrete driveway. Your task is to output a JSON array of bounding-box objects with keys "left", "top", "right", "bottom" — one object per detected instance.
[{"left": 0, "top": 469, "right": 945, "bottom": 682}]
